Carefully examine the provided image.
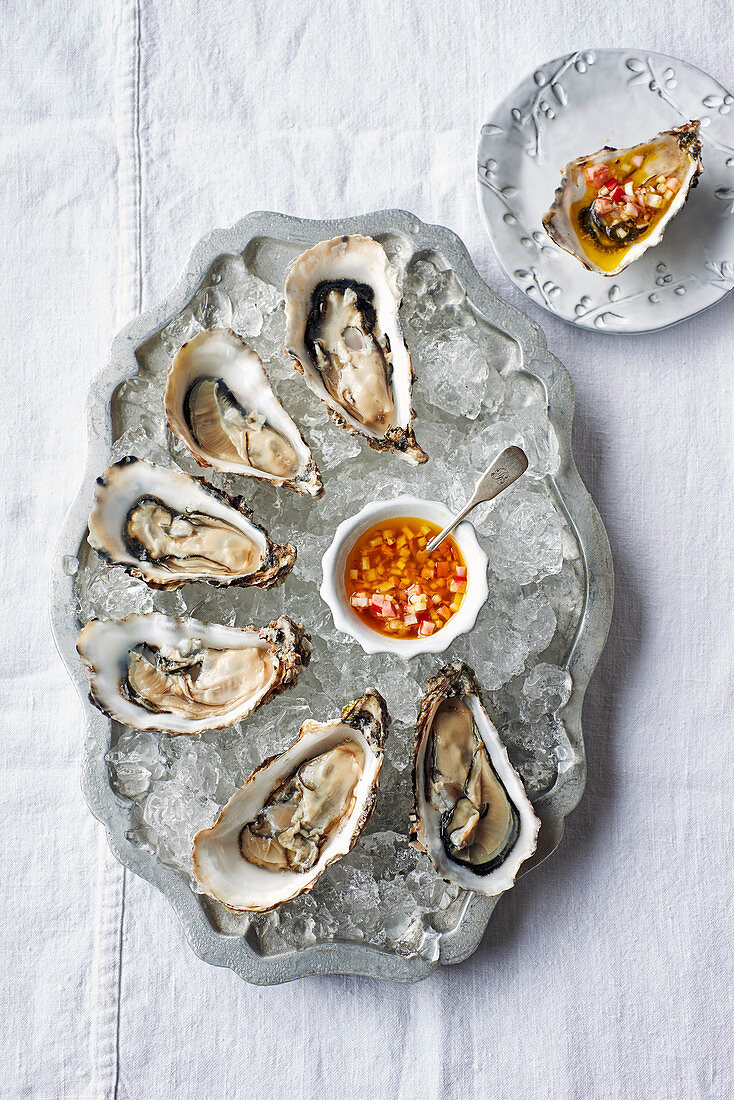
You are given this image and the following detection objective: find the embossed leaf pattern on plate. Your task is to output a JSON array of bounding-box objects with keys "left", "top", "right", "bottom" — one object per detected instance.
[{"left": 507, "top": 51, "right": 597, "bottom": 161}]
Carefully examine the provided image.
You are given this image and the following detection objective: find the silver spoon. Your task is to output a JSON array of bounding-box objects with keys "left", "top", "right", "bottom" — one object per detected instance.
[{"left": 426, "top": 446, "right": 529, "bottom": 553}]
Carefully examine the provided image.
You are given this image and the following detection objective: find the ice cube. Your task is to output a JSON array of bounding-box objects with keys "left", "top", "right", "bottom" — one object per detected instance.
[
  {"left": 520, "top": 662, "right": 573, "bottom": 720},
  {"left": 477, "top": 483, "right": 565, "bottom": 584}
]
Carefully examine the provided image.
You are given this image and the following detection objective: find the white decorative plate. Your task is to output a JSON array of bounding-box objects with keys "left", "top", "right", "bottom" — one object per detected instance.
[{"left": 477, "top": 48, "right": 734, "bottom": 333}]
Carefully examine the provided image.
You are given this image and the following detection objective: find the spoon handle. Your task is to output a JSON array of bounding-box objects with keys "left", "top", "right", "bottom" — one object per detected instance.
[{"left": 426, "top": 446, "right": 528, "bottom": 553}]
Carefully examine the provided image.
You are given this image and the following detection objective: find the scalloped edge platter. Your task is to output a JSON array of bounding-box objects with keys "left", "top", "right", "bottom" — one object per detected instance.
[{"left": 50, "top": 210, "right": 613, "bottom": 984}]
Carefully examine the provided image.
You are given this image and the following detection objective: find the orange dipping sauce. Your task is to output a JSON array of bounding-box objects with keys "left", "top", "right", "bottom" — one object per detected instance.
[{"left": 344, "top": 517, "right": 467, "bottom": 639}]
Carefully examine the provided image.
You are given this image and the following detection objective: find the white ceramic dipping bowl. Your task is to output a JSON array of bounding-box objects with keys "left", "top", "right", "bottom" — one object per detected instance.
[{"left": 320, "top": 495, "right": 489, "bottom": 660}]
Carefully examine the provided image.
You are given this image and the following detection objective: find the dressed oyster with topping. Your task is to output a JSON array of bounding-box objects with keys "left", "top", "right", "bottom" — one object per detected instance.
[
  {"left": 411, "top": 663, "right": 540, "bottom": 896},
  {"left": 543, "top": 121, "right": 703, "bottom": 276},
  {"left": 87, "top": 457, "right": 296, "bottom": 589},
  {"left": 165, "top": 328, "right": 322, "bottom": 496},
  {"left": 192, "top": 689, "right": 388, "bottom": 910},
  {"left": 284, "top": 235, "right": 427, "bottom": 465},
  {"left": 76, "top": 614, "right": 311, "bottom": 735}
]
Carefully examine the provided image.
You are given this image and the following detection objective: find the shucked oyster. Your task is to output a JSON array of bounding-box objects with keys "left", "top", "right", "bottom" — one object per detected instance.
[
  {"left": 284, "top": 235, "right": 427, "bottom": 466},
  {"left": 543, "top": 121, "right": 703, "bottom": 276},
  {"left": 165, "top": 328, "right": 322, "bottom": 496},
  {"left": 87, "top": 457, "right": 296, "bottom": 589},
  {"left": 411, "top": 663, "right": 540, "bottom": 896},
  {"left": 192, "top": 689, "right": 388, "bottom": 910},
  {"left": 76, "top": 614, "right": 311, "bottom": 735}
]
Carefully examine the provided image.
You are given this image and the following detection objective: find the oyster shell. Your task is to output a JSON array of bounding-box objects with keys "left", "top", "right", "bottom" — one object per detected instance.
[
  {"left": 192, "top": 689, "right": 389, "bottom": 911},
  {"left": 87, "top": 457, "right": 296, "bottom": 590},
  {"left": 411, "top": 662, "right": 539, "bottom": 896},
  {"left": 164, "top": 328, "right": 322, "bottom": 496},
  {"left": 284, "top": 235, "right": 427, "bottom": 465},
  {"left": 543, "top": 121, "right": 703, "bottom": 275},
  {"left": 76, "top": 614, "right": 311, "bottom": 735}
]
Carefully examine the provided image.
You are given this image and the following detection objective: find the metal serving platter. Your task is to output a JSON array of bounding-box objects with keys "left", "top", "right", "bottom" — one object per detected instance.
[{"left": 50, "top": 210, "right": 613, "bottom": 984}]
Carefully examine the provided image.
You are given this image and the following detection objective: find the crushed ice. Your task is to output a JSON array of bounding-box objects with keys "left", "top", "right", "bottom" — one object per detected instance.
[{"left": 75, "top": 244, "right": 585, "bottom": 961}]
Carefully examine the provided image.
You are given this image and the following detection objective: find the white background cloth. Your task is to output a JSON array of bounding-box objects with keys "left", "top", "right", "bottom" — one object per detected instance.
[{"left": 2, "top": 2, "right": 732, "bottom": 1097}]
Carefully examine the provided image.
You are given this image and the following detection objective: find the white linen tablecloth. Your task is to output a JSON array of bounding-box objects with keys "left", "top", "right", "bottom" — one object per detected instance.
[{"left": 3, "top": 1, "right": 732, "bottom": 1097}]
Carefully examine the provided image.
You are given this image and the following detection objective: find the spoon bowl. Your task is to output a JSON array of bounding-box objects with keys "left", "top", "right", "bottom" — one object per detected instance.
[{"left": 320, "top": 495, "right": 489, "bottom": 659}]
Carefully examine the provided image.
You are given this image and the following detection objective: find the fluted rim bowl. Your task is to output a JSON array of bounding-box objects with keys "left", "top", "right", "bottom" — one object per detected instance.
[{"left": 319, "top": 495, "right": 489, "bottom": 659}]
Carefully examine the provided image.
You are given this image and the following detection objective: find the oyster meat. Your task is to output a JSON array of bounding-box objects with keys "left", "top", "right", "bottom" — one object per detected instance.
[
  {"left": 165, "top": 328, "right": 322, "bottom": 496},
  {"left": 284, "top": 235, "right": 427, "bottom": 465},
  {"left": 543, "top": 121, "right": 703, "bottom": 275},
  {"left": 76, "top": 614, "right": 311, "bottom": 735},
  {"left": 411, "top": 663, "right": 540, "bottom": 895},
  {"left": 87, "top": 457, "right": 296, "bottom": 589},
  {"left": 192, "top": 689, "right": 389, "bottom": 910}
]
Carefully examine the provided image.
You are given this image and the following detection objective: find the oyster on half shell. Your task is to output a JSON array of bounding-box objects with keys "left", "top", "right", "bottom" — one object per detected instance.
[
  {"left": 76, "top": 614, "right": 311, "bottom": 735},
  {"left": 543, "top": 121, "right": 703, "bottom": 276},
  {"left": 192, "top": 689, "right": 389, "bottom": 911},
  {"left": 87, "top": 457, "right": 296, "bottom": 590},
  {"left": 165, "top": 328, "right": 323, "bottom": 496},
  {"left": 284, "top": 235, "right": 427, "bottom": 466},
  {"left": 411, "top": 663, "right": 540, "bottom": 896}
]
